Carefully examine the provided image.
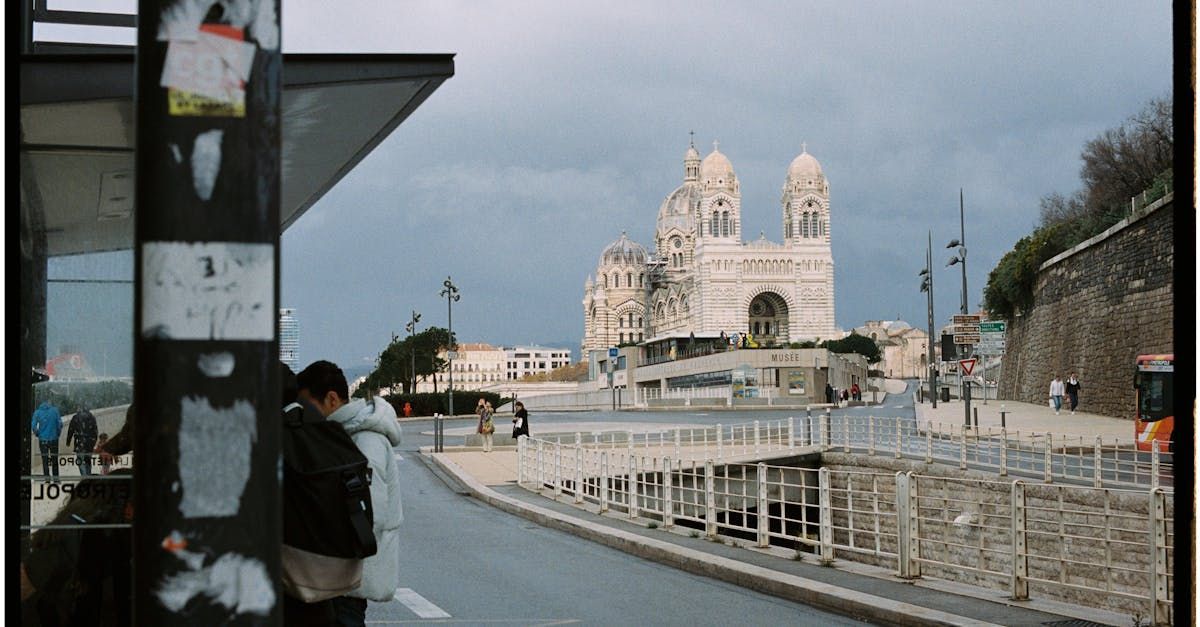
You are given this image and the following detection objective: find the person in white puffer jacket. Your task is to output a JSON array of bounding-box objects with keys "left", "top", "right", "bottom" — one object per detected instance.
[{"left": 297, "top": 360, "right": 403, "bottom": 626}]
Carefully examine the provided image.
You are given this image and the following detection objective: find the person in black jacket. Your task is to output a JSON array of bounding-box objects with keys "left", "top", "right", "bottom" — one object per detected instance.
[
  {"left": 1064, "top": 373, "right": 1082, "bottom": 414},
  {"left": 511, "top": 401, "right": 530, "bottom": 440},
  {"left": 66, "top": 407, "right": 99, "bottom": 476}
]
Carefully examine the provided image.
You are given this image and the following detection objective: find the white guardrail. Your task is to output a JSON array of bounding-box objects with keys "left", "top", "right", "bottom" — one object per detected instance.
[{"left": 516, "top": 415, "right": 1175, "bottom": 623}]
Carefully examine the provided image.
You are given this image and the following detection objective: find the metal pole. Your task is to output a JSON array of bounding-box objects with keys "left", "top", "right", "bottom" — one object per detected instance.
[
  {"left": 135, "top": 1, "right": 282, "bottom": 623},
  {"left": 927, "top": 232, "right": 937, "bottom": 408}
]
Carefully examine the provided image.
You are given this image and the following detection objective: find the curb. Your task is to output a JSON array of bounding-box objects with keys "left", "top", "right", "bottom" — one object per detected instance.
[{"left": 427, "top": 452, "right": 1004, "bottom": 627}]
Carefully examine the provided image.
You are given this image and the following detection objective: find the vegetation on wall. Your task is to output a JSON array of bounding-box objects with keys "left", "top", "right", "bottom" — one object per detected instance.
[
  {"left": 820, "top": 331, "right": 882, "bottom": 364},
  {"left": 983, "top": 96, "right": 1173, "bottom": 319}
]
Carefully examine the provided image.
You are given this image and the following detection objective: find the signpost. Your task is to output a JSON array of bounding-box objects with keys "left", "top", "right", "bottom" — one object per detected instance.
[{"left": 976, "top": 320, "right": 1006, "bottom": 402}]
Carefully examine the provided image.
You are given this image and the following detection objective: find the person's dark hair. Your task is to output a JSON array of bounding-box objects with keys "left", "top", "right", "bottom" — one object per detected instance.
[
  {"left": 296, "top": 360, "right": 349, "bottom": 403},
  {"left": 281, "top": 362, "right": 298, "bottom": 407}
]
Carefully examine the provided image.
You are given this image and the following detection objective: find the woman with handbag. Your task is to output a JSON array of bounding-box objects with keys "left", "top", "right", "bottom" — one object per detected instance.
[
  {"left": 477, "top": 400, "right": 495, "bottom": 452},
  {"left": 511, "top": 401, "right": 530, "bottom": 441}
]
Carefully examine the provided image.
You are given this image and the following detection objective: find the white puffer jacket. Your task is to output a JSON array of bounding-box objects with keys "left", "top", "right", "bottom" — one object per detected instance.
[{"left": 327, "top": 396, "right": 403, "bottom": 601}]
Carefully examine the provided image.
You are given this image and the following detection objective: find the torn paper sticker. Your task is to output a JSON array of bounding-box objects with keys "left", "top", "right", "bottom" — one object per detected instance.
[
  {"left": 162, "top": 24, "right": 255, "bottom": 116},
  {"left": 157, "top": 551, "right": 274, "bottom": 616},
  {"left": 142, "top": 241, "right": 274, "bottom": 341}
]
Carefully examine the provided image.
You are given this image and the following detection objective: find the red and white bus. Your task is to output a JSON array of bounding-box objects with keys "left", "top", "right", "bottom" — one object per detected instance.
[{"left": 1133, "top": 353, "right": 1174, "bottom": 452}]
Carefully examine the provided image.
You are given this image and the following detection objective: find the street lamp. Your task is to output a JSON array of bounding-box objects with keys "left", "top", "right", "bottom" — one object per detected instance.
[
  {"left": 919, "top": 231, "right": 937, "bottom": 408},
  {"left": 439, "top": 277, "right": 460, "bottom": 453},
  {"left": 405, "top": 310, "right": 420, "bottom": 395},
  {"left": 945, "top": 189, "right": 972, "bottom": 426}
]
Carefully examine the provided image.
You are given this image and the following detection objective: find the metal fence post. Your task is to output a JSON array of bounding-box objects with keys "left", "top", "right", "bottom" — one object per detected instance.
[
  {"left": 627, "top": 430, "right": 634, "bottom": 458},
  {"left": 842, "top": 412, "right": 850, "bottom": 453},
  {"left": 1150, "top": 487, "right": 1170, "bottom": 624},
  {"left": 999, "top": 428, "right": 1008, "bottom": 476},
  {"left": 705, "top": 460, "right": 717, "bottom": 538},
  {"left": 925, "top": 423, "right": 933, "bottom": 464},
  {"left": 819, "top": 412, "right": 830, "bottom": 450},
  {"left": 599, "top": 451, "right": 609, "bottom": 513},
  {"left": 554, "top": 444, "right": 562, "bottom": 500},
  {"left": 757, "top": 463, "right": 769, "bottom": 548},
  {"left": 629, "top": 454, "right": 639, "bottom": 519},
  {"left": 663, "top": 457, "right": 674, "bottom": 528},
  {"left": 674, "top": 430, "right": 681, "bottom": 461},
  {"left": 1151, "top": 439, "right": 1160, "bottom": 489},
  {"left": 1011, "top": 480, "right": 1028, "bottom": 600},
  {"left": 806, "top": 406, "right": 813, "bottom": 446},
  {"left": 716, "top": 424, "right": 724, "bottom": 460},
  {"left": 788, "top": 416, "right": 796, "bottom": 451},
  {"left": 754, "top": 420, "right": 761, "bottom": 455},
  {"left": 868, "top": 416, "right": 875, "bottom": 456},
  {"left": 908, "top": 472, "right": 921, "bottom": 578},
  {"left": 959, "top": 424, "right": 968, "bottom": 470},
  {"left": 896, "top": 472, "right": 912, "bottom": 578},
  {"left": 1093, "top": 435, "right": 1103, "bottom": 488},
  {"left": 574, "top": 446, "right": 584, "bottom": 504},
  {"left": 517, "top": 436, "right": 525, "bottom": 485},
  {"left": 536, "top": 440, "right": 545, "bottom": 492},
  {"left": 818, "top": 467, "right": 834, "bottom": 565},
  {"left": 895, "top": 417, "right": 903, "bottom": 459},
  {"left": 1043, "top": 434, "right": 1053, "bottom": 483}
]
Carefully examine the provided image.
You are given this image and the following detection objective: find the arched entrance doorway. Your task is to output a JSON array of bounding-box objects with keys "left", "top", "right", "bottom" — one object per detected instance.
[{"left": 748, "top": 292, "right": 789, "bottom": 344}]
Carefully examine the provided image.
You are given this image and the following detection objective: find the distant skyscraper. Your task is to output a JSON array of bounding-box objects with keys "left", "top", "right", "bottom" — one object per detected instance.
[{"left": 279, "top": 308, "right": 299, "bottom": 371}]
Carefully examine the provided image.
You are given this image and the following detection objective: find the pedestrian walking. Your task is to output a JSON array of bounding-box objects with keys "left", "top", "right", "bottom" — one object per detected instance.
[
  {"left": 31, "top": 401, "right": 63, "bottom": 483},
  {"left": 66, "top": 407, "right": 99, "bottom": 476},
  {"left": 297, "top": 360, "right": 404, "bottom": 627},
  {"left": 1065, "top": 373, "right": 1081, "bottom": 414},
  {"left": 479, "top": 401, "right": 495, "bottom": 452},
  {"left": 824, "top": 382, "right": 834, "bottom": 405},
  {"left": 1049, "top": 375, "right": 1065, "bottom": 415},
  {"left": 512, "top": 401, "right": 530, "bottom": 440},
  {"left": 850, "top": 383, "right": 861, "bottom": 402}
]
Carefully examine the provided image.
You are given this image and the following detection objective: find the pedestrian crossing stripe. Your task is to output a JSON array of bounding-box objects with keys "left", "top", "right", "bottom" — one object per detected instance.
[{"left": 393, "top": 588, "right": 450, "bottom": 618}]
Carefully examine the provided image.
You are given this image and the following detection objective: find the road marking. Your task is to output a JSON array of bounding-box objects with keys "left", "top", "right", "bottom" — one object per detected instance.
[
  {"left": 393, "top": 587, "right": 450, "bottom": 618},
  {"left": 892, "top": 405, "right": 904, "bottom": 409}
]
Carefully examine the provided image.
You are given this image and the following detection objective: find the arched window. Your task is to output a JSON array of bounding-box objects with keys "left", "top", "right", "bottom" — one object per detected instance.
[
  {"left": 638, "top": 273, "right": 644, "bottom": 287},
  {"left": 602, "top": 275, "right": 608, "bottom": 288},
  {"left": 721, "top": 211, "right": 729, "bottom": 236},
  {"left": 710, "top": 213, "right": 718, "bottom": 236},
  {"left": 637, "top": 316, "right": 643, "bottom": 327},
  {"left": 626, "top": 272, "right": 633, "bottom": 287}
]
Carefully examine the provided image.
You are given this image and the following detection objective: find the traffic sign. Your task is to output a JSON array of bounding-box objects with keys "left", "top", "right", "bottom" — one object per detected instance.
[
  {"left": 953, "top": 333, "right": 980, "bottom": 344},
  {"left": 446, "top": 351, "right": 459, "bottom": 360},
  {"left": 958, "top": 358, "right": 977, "bottom": 376},
  {"left": 952, "top": 314, "right": 982, "bottom": 325},
  {"left": 608, "top": 347, "right": 619, "bottom": 358},
  {"left": 953, "top": 324, "right": 980, "bottom": 334},
  {"left": 979, "top": 321, "right": 1006, "bottom": 333}
]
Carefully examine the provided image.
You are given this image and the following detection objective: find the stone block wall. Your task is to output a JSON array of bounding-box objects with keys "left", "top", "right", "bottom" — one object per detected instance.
[{"left": 998, "top": 197, "right": 1173, "bottom": 418}]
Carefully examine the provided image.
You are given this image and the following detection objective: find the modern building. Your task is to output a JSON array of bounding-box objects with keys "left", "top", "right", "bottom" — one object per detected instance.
[
  {"left": 505, "top": 345, "right": 573, "bottom": 380},
  {"left": 582, "top": 139, "right": 839, "bottom": 356},
  {"left": 279, "top": 308, "right": 299, "bottom": 371}
]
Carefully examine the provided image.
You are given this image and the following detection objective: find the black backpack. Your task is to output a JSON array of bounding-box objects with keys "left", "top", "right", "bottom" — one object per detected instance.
[{"left": 280, "top": 400, "right": 377, "bottom": 601}]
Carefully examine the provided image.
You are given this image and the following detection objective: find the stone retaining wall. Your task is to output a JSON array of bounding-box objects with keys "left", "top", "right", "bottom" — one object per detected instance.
[{"left": 997, "top": 197, "right": 1173, "bottom": 418}]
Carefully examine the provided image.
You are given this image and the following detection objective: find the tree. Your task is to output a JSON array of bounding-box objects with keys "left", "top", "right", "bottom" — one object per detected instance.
[
  {"left": 356, "top": 327, "right": 454, "bottom": 398},
  {"left": 821, "top": 331, "right": 882, "bottom": 364}
]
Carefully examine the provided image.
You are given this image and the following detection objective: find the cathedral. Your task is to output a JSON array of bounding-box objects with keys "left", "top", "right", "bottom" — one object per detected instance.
[{"left": 582, "top": 139, "right": 838, "bottom": 354}]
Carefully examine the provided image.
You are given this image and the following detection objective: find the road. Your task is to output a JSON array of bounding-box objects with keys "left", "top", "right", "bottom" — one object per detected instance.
[{"left": 370, "top": 443, "right": 874, "bottom": 624}]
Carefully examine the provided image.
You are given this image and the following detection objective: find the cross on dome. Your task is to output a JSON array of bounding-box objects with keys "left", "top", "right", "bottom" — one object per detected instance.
[
  {"left": 801, "top": 141, "right": 807, "bottom": 154},
  {"left": 689, "top": 130, "right": 695, "bottom": 147},
  {"left": 713, "top": 139, "right": 720, "bottom": 151}
]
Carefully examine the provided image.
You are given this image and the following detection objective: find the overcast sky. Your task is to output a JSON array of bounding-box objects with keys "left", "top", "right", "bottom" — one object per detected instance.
[
  {"left": 42, "top": 2, "right": 1173, "bottom": 376},
  {"left": 275, "top": 1, "right": 1173, "bottom": 371}
]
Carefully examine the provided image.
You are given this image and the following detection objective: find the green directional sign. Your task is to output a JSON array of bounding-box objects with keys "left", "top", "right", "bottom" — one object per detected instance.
[{"left": 979, "top": 321, "right": 1006, "bottom": 333}]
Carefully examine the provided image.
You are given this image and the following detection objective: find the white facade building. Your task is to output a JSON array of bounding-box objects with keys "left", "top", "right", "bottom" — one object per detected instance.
[
  {"left": 853, "top": 320, "right": 929, "bottom": 379},
  {"left": 279, "top": 308, "right": 299, "bottom": 371},
  {"left": 505, "top": 345, "right": 572, "bottom": 380},
  {"left": 583, "top": 140, "right": 838, "bottom": 355},
  {"left": 426, "top": 343, "right": 506, "bottom": 392}
]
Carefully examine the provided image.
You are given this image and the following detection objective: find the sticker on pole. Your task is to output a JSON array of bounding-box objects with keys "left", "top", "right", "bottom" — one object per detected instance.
[
  {"left": 958, "top": 358, "right": 977, "bottom": 376},
  {"left": 161, "top": 23, "right": 256, "bottom": 117}
]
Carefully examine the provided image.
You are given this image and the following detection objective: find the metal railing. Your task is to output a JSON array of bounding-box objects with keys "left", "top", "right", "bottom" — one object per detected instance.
[{"left": 516, "top": 435, "right": 1174, "bottom": 623}]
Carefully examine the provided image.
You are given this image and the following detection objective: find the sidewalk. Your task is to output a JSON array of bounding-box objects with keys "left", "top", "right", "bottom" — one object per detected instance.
[
  {"left": 425, "top": 446, "right": 1130, "bottom": 627},
  {"left": 913, "top": 396, "right": 1135, "bottom": 442}
]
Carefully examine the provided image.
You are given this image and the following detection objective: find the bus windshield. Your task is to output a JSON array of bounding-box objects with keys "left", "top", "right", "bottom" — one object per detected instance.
[{"left": 1136, "top": 372, "right": 1173, "bottom": 421}]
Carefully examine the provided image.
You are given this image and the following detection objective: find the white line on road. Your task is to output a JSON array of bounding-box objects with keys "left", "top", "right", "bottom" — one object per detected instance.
[
  {"left": 393, "top": 588, "right": 451, "bottom": 619},
  {"left": 892, "top": 405, "right": 904, "bottom": 409}
]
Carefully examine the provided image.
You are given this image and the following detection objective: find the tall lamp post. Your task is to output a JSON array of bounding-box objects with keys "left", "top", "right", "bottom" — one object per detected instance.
[
  {"left": 439, "top": 277, "right": 460, "bottom": 453},
  {"left": 405, "top": 310, "right": 420, "bottom": 394},
  {"left": 919, "top": 231, "right": 937, "bottom": 408},
  {"left": 946, "top": 189, "right": 970, "bottom": 426}
]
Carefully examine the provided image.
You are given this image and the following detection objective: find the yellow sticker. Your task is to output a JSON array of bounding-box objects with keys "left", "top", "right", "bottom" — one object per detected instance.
[{"left": 168, "top": 88, "right": 245, "bottom": 118}]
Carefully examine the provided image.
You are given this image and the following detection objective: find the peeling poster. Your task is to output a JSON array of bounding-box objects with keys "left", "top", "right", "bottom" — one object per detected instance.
[{"left": 142, "top": 241, "right": 274, "bottom": 341}]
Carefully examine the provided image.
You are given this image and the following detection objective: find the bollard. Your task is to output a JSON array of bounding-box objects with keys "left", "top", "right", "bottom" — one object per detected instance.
[{"left": 1000, "top": 404, "right": 1007, "bottom": 429}]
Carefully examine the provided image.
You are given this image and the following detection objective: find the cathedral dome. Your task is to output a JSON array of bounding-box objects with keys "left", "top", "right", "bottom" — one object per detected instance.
[
  {"left": 700, "top": 147, "right": 735, "bottom": 182},
  {"left": 599, "top": 232, "right": 648, "bottom": 267},
  {"left": 684, "top": 143, "right": 700, "bottom": 161},
  {"left": 787, "top": 149, "right": 823, "bottom": 181},
  {"left": 658, "top": 183, "right": 699, "bottom": 218}
]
